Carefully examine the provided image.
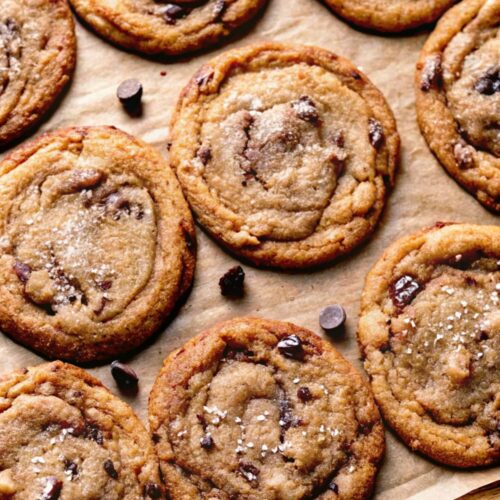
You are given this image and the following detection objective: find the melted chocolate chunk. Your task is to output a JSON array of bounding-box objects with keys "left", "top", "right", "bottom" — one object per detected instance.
[
  {"left": 277, "top": 335, "right": 304, "bottom": 360},
  {"left": 219, "top": 266, "right": 245, "bottom": 297},
  {"left": 195, "top": 67, "right": 215, "bottom": 87},
  {"left": 98, "top": 280, "right": 112, "bottom": 291},
  {"left": 63, "top": 459, "right": 78, "bottom": 480},
  {"left": 13, "top": 260, "right": 31, "bottom": 283},
  {"left": 239, "top": 461, "right": 260, "bottom": 482},
  {"left": 389, "top": 275, "right": 421, "bottom": 310},
  {"left": 329, "top": 129, "right": 345, "bottom": 148},
  {"left": 474, "top": 67, "right": 500, "bottom": 96},
  {"left": 152, "top": 432, "right": 161, "bottom": 443},
  {"left": 40, "top": 477, "right": 62, "bottom": 500},
  {"left": 319, "top": 305, "right": 346, "bottom": 334},
  {"left": 200, "top": 434, "right": 214, "bottom": 449},
  {"left": 420, "top": 55, "right": 442, "bottom": 91},
  {"left": 163, "top": 4, "right": 186, "bottom": 24},
  {"left": 197, "top": 145, "right": 212, "bottom": 165},
  {"left": 144, "top": 482, "right": 162, "bottom": 498},
  {"left": 368, "top": 118, "right": 384, "bottom": 149},
  {"left": 297, "top": 386, "right": 312, "bottom": 402},
  {"left": 103, "top": 459, "right": 118, "bottom": 479},
  {"left": 292, "top": 96, "right": 319, "bottom": 124},
  {"left": 110, "top": 361, "right": 139, "bottom": 391}
]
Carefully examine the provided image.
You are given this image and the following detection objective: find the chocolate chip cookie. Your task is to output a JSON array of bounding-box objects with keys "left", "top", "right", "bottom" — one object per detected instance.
[
  {"left": 0, "top": 361, "right": 164, "bottom": 499},
  {"left": 358, "top": 223, "right": 500, "bottom": 467},
  {"left": 416, "top": 0, "right": 500, "bottom": 212},
  {"left": 0, "top": 126, "right": 195, "bottom": 363},
  {"left": 169, "top": 43, "right": 399, "bottom": 269},
  {"left": 322, "top": 0, "right": 456, "bottom": 32},
  {"left": 68, "top": 0, "right": 267, "bottom": 56},
  {"left": 149, "top": 317, "right": 385, "bottom": 499},
  {"left": 0, "top": 0, "right": 76, "bottom": 149}
]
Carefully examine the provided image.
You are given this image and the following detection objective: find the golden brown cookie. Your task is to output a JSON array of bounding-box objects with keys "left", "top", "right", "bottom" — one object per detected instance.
[
  {"left": 68, "top": 0, "right": 267, "bottom": 56},
  {"left": 149, "top": 317, "right": 385, "bottom": 499},
  {"left": 416, "top": 0, "right": 500, "bottom": 212},
  {"left": 321, "top": 0, "right": 456, "bottom": 33},
  {"left": 0, "top": 0, "right": 76, "bottom": 149},
  {"left": 0, "top": 126, "right": 195, "bottom": 364},
  {"left": 0, "top": 361, "right": 164, "bottom": 499},
  {"left": 358, "top": 223, "right": 500, "bottom": 467},
  {"left": 169, "top": 43, "right": 399, "bottom": 269}
]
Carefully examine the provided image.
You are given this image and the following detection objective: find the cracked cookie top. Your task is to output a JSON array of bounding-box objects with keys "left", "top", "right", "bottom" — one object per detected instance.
[
  {"left": 0, "top": 361, "right": 164, "bottom": 499},
  {"left": 321, "top": 0, "right": 456, "bottom": 33},
  {"left": 67, "top": 0, "right": 267, "bottom": 56},
  {"left": 170, "top": 43, "right": 399, "bottom": 269},
  {"left": 149, "top": 317, "right": 384, "bottom": 499},
  {"left": 358, "top": 223, "right": 500, "bottom": 467},
  {"left": 416, "top": 0, "right": 500, "bottom": 212},
  {"left": 0, "top": 126, "right": 195, "bottom": 363},
  {"left": 0, "top": 0, "right": 75, "bottom": 148}
]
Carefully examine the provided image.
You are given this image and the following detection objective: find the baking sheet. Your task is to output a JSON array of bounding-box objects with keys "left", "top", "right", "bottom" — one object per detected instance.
[{"left": 0, "top": 0, "right": 498, "bottom": 497}]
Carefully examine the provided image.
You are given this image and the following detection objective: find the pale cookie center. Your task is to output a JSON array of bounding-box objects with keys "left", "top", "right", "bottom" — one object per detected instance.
[
  {"left": 4, "top": 169, "right": 157, "bottom": 322},
  {"left": 389, "top": 266, "right": 499, "bottom": 428}
]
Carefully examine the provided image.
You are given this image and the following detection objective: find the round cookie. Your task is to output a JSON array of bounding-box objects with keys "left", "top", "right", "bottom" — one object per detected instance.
[
  {"left": 68, "top": 0, "right": 267, "bottom": 56},
  {"left": 149, "top": 317, "right": 385, "bottom": 499},
  {"left": 0, "top": 0, "right": 76, "bottom": 148},
  {"left": 169, "top": 43, "right": 399, "bottom": 269},
  {"left": 0, "top": 126, "right": 195, "bottom": 364},
  {"left": 321, "top": 0, "right": 456, "bottom": 33},
  {"left": 415, "top": 0, "right": 500, "bottom": 212},
  {"left": 358, "top": 223, "right": 500, "bottom": 467},
  {"left": 0, "top": 361, "right": 164, "bottom": 499}
]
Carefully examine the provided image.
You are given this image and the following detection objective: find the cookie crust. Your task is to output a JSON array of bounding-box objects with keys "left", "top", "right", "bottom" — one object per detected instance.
[
  {"left": 0, "top": 361, "right": 164, "bottom": 499},
  {"left": 0, "top": 126, "right": 195, "bottom": 364},
  {"left": 0, "top": 0, "right": 76, "bottom": 149},
  {"left": 68, "top": 0, "right": 267, "bottom": 56},
  {"left": 149, "top": 317, "right": 385, "bottom": 499},
  {"left": 415, "top": 0, "right": 500, "bottom": 212},
  {"left": 169, "top": 42, "right": 399, "bottom": 269},
  {"left": 322, "top": 0, "right": 456, "bottom": 33},
  {"left": 358, "top": 223, "right": 500, "bottom": 467}
]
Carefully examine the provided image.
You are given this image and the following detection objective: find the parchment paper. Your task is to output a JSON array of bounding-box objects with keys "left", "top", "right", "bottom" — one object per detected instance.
[{"left": 0, "top": 0, "right": 498, "bottom": 498}]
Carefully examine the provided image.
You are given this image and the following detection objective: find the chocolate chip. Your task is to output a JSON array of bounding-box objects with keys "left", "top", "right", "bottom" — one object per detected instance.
[
  {"left": 329, "top": 130, "right": 345, "bottom": 148},
  {"left": 292, "top": 96, "right": 319, "bottom": 124},
  {"left": 239, "top": 461, "right": 260, "bottom": 482},
  {"left": 63, "top": 459, "right": 78, "bottom": 480},
  {"left": 144, "top": 482, "right": 162, "bottom": 498},
  {"left": 40, "top": 477, "right": 62, "bottom": 500},
  {"left": 328, "top": 481, "right": 339, "bottom": 493},
  {"left": 197, "top": 145, "right": 212, "bottom": 165},
  {"left": 98, "top": 280, "right": 112, "bottom": 291},
  {"left": 103, "top": 459, "right": 118, "bottom": 479},
  {"left": 84, "top": 422, "right": 104, "bottom": 445},
  {"left": 13, "top": 260, "right": 31, "bottom": 283},
  {"left": 117, "top": 79, "right": 143, "bottom": 113},
  {"left": 389, "top": 275, "right": 421, "bottom": 310},
  {"left": 277, "top": 335, "right": 304, "bottom": 360},
  {"left": 420, "top": 55, "right": 442, "bottom": 91},
  {"left": 319, "top": 305, "right": 346, "bottom": 334},
  {"left": 219, "top": 265, "right": 245, "bottom": 297},
  {"left": 453, "top": 141, "right": 475, "bottom": 169},
  {"left": 110, "top": 361, "right": 139, "bottom": 391},
  {"left": 152, "top": 432, "right": 161, "bottom": 443},
  {"left": 297, "top": 386, "right": 312, "bottom": 402},
  {"left": 474, "top": 67, "right": 500, "bottom": 96},
  {"left": 164, "top": 4, "right": 186, "bottom": 24},
  {"left": 200, "top": 434, "right": 214, "bottom": 449},
  {"left": 368, "top": 118, "right": 384, "bottom": 149}
]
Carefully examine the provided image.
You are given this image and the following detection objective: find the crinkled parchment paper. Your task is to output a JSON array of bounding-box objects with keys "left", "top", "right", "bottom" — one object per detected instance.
[{"left": 0, "top": 0, "right": 498, "bottom": 497}]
